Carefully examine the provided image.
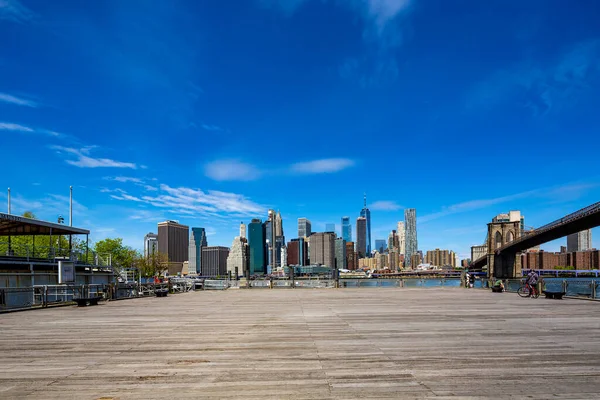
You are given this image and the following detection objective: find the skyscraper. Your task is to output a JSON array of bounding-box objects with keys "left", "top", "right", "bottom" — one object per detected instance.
[
  {"left": 375, "top": 239, "right": 387, "bottom": 253},
  {"left": 275, "top": 211, "right": 283, "bottom": 238},
  {"left": 248, "top": 219, "right": 266, "bottom": 275},
  {"left": 356, "top": 216, "right": 367, "bottom": 258},
  {"left": 335, "top": 237, "right": 346, "bottom": 269},
  {"left": 360, "top": 194, "right": 371, "bottom": 254},
  {"left": 266, "top": 210, "right": 276, "bottom": 271},
  {"left": 274, "top": 211, "right": 285, "bottom": 268},
  {"left": 239, "top": 222, "right": 246, "bottom": 239},
  {"left": 281, "top": 245, "right": 287, "bottom": 267},
  {"left": 404, "top": 209, "right": 417, "bottom": 268},
  {"left": 298, "top": 218, "right": 311, "bottom": 238},
  {"left": 310, "top": 232, "right": 336, "bottom": 268},
  {"left": 396, "top": 221, "right": 405, "bottom": 255},
  {"left": 346, "top": 242, "right": 357, "bottom": 270},
  {"left": 201, "top": 246, "right": 229, "bottom": 277},
  {"left": 227, "top": 236, "right": 248, "bottom": 277},
  {"left": 287, "top": 238, "right": 308, "bottom": 266},
  {"left": 567, "top": 230, "right": 593, "bottom": 252},
  {"left": 325, "top": 223, "right": 335, "bottom": 233},
  {"left": 341, "top": 216, "right": 352, "bottom": 242},
  {"left": 388, "top": 230, "right": 398, "bottom": 252},
  {"left": 143, "top": 232, "right": 158, "bottom": 258},
  {"left": 157, "top": 220, "right": 189, "bottom": 263},
  {"left": 188, "top": 227, "right": 207, "bottom": 275},
  {"left": 264, "top": 219, "right": 272, "bottom": 268}
]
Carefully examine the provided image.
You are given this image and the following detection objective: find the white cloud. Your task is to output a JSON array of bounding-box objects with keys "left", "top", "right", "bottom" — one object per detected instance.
[
  {"left": 0, "top": 92, "right": 37, "bottom": 107},
  {"left": 51, "top": 146, "right": 137, "bottom": 169},
  {"left": 370, "top": 200, "right": 402, "bottom": 211},
  {"left": 204, "top": 159, "right": 262, "bottom": 181},
  {"left": 128, "top": 209, "right": 165, "bottom": 222},
  {"left": 291, "top": 158, "right": 355, "bottom": 174},
  {"left": 203, "top": 157, "right": 356, "bottom": 181},
  {"left": 110, "top": 176, "right": 143, "bottom": 183},
  {"left": 467, "top": 39, "right": 600, "bottom": 116},
  {"left": 201, "top": 124, "right": 224, "bottom": 132},
  {"left": 0, "top": 0, "right": 34, "bottom": 23},
  {"left": 420, "top": 182, "right": 599, "bottom": 223},
  {"left": 110, "top": 193, "right": 143, "bottom": 202},
  {"left": 111, "top": 184, "right": 265, "bottom": 217},
  {"left": 0, "top": 122, "right": 68, "bottom": 139},
  {"left": 365, "top": 0, "right": 412, "bottom": 31},
  {"left": 0, "top": 122, "right": 34, "bottom": 132}
]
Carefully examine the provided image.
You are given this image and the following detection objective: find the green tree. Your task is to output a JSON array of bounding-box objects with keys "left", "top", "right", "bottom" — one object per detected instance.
[
  {"left": 93, "top": 238, "right": 137, "bottom": 272},
  {"left": 136, "top": 251, "right": 169, "bottom": 277}
]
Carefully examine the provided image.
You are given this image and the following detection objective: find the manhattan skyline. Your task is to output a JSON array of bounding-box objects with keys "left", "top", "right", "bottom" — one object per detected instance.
[{"left": 1, "top": 0, "right": 600, "bottom": 259}]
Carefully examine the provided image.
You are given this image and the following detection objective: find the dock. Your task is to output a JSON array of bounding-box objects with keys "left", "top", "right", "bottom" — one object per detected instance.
[{"left": 1, "top": 289, "right": 600, "bottom": 399}]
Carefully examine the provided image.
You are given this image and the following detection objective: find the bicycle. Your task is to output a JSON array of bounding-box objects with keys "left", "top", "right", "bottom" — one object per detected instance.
[{"left": 517, "top": 282, "right": 539, "bottom": 298}]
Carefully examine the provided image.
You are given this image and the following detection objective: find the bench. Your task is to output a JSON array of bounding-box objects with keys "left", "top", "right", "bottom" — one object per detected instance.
[
  {"left": 74, "top": 297, "right": 102, "bottom": 307},
  {"left": 542, "top": 291, "right": 565, "bottom": 300}
]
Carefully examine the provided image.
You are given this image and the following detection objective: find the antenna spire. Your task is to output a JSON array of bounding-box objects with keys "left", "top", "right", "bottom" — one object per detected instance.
[{"left": 364, "top": 192, "right": 367, "bottom": 208}]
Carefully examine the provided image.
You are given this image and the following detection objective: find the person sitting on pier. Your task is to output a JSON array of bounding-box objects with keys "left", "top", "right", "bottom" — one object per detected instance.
[{"left": 492, "top": 279, "right": 504, "bottom": 292}]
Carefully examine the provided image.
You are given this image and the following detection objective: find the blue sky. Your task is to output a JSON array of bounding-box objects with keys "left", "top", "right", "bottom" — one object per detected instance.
[{"left": 1, "top": 0, "right": 599, "bottom": 259}]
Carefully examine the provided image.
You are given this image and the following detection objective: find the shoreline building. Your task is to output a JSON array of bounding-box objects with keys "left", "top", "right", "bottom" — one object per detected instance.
[
  {"left": 341, "top": 216, "right": 352, "bottom": 242},
  {"left": 425, "top": 249, "right": 457, "bottom": 268},
  {"left": 188, "top": 227, "right": 207, "bottom": 275},
  {"left": 346, "top": 242, "right": 357, "bottom": 270},
  {"left": 298, "top": 218, "right": 312, "bottom": 238},
  {"left": 567, "top": 230, "right": 593, "bottom": 252},
  {"left": 396, "top": 221, "right": 405, "bottom": 255},
  {"left": 239, "top": 222, "right": 246, "bottom": 239},
  {"left": 335, "top": 237, "right": 346, "bottom": 269},
  {"left": 227, "top": 236, "right": 249, "bottom": 278},
  {"left": 375, "top": 239, "right": 387, "bottom": 253},
  {"left": 310, "top": 232, "right": 336, "bottom": 268},
  {"left": 201, "top": 246, "right": 229, "bottom": 277},
  {"left": 158, "top": 220, "right": 189, "bottom": 275},
  {"left": 356, "top": 217, "right": 367, "bottom": 258},
  {"left": 404, "top": 209, "right": 417, "bottom": 268},
  {"left": 360, "top": 194, "right": 371, "bottom": 254},
  {"left": 248, "top": 219, "right": 266, "bottom": 275},
  {"left": 287, "top": 238, "right": 308, "bottom": 266},
  {"left": 143, "top": 232, "right": 158, "bottom": 258}
]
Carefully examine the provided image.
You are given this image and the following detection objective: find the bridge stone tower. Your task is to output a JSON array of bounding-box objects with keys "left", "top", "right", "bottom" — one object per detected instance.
[{"left": 487, "top": 212, "right": 523, "bottom": 278}]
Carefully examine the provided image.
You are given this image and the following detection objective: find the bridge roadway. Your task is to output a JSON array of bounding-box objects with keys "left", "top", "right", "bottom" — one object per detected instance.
[{"left": 1, "top": 289, "right": 600, "bottom": 399}]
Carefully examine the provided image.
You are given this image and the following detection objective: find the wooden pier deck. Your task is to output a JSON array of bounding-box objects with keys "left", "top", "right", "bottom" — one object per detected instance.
[{"left": 1, "top": 288, "right": 600, "bottom": 399}]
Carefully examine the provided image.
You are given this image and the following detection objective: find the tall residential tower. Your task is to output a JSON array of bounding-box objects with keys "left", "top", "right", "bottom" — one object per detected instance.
[
  {"left": 404, "top": 209, "right": 417, "bottom": 268},
  {"left": 567, "top": 230, "right": 593, "bottom": 252}
]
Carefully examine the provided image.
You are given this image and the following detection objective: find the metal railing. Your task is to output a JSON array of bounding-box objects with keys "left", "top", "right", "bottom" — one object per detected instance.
[
  {"left": 0, "top": 284, "right": 108, "bottom": 311},
  {"left": 487, "top": 278, "right": 599, "bottom": 300},
  {"left": 0, "top": 241, "right": 112, "bottom": 266}
]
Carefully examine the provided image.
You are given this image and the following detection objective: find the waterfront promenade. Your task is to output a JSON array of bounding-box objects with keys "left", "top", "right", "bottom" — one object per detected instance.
[{"left": 1, "top": 289, "right": 600, "bottom": 399}]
